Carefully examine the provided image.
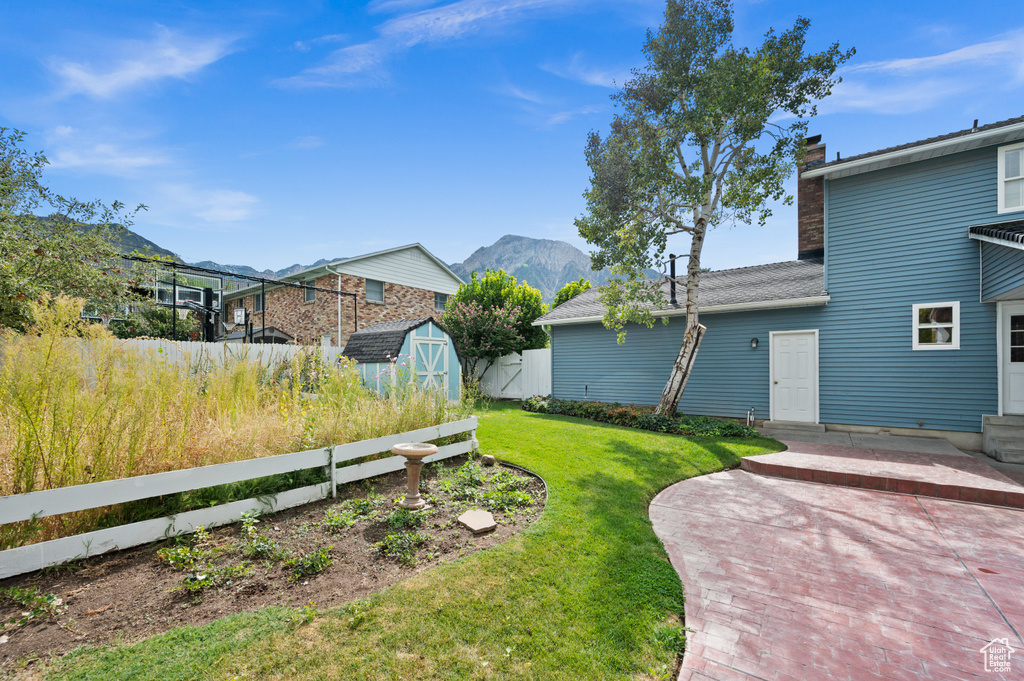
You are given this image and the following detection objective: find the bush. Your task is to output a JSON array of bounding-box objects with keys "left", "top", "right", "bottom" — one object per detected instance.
[{"left": 521, "top": 396, "right": 757, "bottom": 437}]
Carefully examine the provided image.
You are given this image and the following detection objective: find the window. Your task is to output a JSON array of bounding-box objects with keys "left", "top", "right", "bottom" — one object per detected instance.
[
  {"left": 254, "top": 293, "right": 263, "bottom": 313},
  {"left": 434, "top": 292, "right": 448, "bottom": 311},
  {"left": 366, "top": 279, "right": 384, "bottom": 303},
  {"left": 912, "top": 301, "right": 960, "bottom": 350},
  {"left": 305, "top": 280, "right": 316, "bottom": 303},
  {"left": 999, "top": 142, "right": 1024, "bottom": 214}
]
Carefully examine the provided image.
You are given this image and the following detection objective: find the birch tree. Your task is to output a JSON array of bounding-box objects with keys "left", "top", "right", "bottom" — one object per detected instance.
[{"left": 576, "top": 0, "right": 852, "bottom": 414}]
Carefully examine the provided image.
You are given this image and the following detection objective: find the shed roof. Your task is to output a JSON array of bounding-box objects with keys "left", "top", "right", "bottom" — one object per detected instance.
[
  {"left": 342, "top": 318, "right": 436, "bottom": 363},
  {"left": 536, "top": 259, "right": 827, "bottom": 326},
  {"left": 969, "top": 220, "right": 1024, "bottom": 249}
]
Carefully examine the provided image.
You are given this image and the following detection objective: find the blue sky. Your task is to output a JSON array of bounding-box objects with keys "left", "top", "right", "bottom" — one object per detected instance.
[{"left": 2, "top": 0, "right": 1022, "bottom": 273}]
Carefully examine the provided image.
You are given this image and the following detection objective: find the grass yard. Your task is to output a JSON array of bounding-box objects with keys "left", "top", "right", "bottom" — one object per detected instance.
[{"left": 42, "top": 402, "right": 783, "bottom": 681}]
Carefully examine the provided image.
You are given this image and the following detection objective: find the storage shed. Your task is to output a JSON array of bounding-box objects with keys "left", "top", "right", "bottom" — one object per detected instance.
[{"left": 342, "top": 318, "right": 461, "bottom": 401}]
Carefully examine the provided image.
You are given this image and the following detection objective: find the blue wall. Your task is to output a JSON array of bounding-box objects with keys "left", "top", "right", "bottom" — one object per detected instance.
[
  {"left": 552, "top": 144, "right": 1011, "bottom": 433},
  {"left": 981, "top": 241, "right": 1024, "bottom": 301}
]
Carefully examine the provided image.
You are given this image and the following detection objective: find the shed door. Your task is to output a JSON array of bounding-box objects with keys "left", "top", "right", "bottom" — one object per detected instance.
[
  {"left": 412, "top": 336, "right": 448, "bottom": 393},
  {"left": 770, "top": 330, "right": 819, "bottom": 423},
  {"left": 1003, "top": 302, "right": 1024, "bottom": 415}
]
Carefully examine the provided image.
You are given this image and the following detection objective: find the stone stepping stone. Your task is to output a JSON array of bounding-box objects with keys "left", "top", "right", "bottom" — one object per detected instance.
[{"left": 458, "top": 509, "right": 496, "bottom": 535}]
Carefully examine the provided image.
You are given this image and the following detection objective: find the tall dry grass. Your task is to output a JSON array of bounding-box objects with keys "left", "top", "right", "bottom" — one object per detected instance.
[{"left": 0, "top": 296, "right": 467, "bottom": 546}]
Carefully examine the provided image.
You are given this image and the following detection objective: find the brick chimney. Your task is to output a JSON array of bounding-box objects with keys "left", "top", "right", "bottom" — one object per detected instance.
[{"left": 797, "top": 136, "right": 825, "bottom": 260}]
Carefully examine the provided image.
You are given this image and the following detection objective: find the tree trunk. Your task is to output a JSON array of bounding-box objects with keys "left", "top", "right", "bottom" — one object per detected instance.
[{"left": 655, "top": 213, "right": 709, "bottom": 415}]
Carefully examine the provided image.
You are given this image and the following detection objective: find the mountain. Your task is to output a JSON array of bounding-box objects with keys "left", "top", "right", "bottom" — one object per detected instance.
[{"left": 449, "top": 234, "right": 654, "bottom": 302}]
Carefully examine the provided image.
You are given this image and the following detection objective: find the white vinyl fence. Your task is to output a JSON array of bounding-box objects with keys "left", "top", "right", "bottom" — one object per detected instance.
[
  {"left": 0, "top": 417, "right": 477, "bottom": 580},
  {"left": 118, "top": 338, "right": 344, "bottom": 367},
  {"left": 475, "top": 348, "right": 551, "bottom": 400}
]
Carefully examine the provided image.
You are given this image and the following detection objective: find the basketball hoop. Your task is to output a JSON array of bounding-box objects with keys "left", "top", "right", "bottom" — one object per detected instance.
[
  {"left": 176, "top": 308, "right": 190, "bottom": 320},
  {"left": 99, "top": 314, "right": 112, "bottom": 326}
]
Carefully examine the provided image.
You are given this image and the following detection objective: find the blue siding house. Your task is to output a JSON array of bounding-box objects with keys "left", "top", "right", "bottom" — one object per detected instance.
[{"left": 535, "top": 116, "right": 1024, "bottom": 456}]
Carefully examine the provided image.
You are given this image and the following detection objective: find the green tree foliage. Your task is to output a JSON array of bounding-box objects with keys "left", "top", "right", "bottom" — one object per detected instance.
[
  {"left": 445, "top": 269, "right": 548, "bottom": 351},
  {"left": 553, "top": 278, "right": 592, "bottom": 308},
  {"left": 575, "top": 0, "right": 852, "bottom": 413},
  {"left": 439, "top": 300, "right": 524, "bottom": 386},
  {"left": 108, "top": 306, "right": 201, "bottom": 341},
  {"left": 0, "top": 128, "right": 162, "bottom": 331}
]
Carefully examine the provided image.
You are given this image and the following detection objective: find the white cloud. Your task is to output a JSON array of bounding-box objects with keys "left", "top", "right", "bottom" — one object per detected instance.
[
  {"left": 545, "top": 105, "right": 601, "bottom": 125},
  {"left": 160, "top": 184, "right": 259, "bottom": 223},
  {"left": 50, "top": 27, "right": 236, "bottom": 98},
  {"left": 820, "top": 29, "right": 1024, "bottom": 116},
  {"left": 495, "top": 81, "right": 544, "bottom": 104},
  {"left": 281, "top": 0, "right": 581, "bottom": 88},
  {"left": 293, "top": 34, "right": 349, "bottom": 52},
  {"left": 366, "top": 0, "right": 447, "bottom": 14},
  {"left": 542, "top": 52, "right": 632, "bottom": 88},
  {"left": 291, "top": 135, "right": 326, "bottom": 149}
]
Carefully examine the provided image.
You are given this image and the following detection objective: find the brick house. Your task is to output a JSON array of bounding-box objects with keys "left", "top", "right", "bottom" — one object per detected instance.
[{"left": 222, "top": 243, "right": 464, "bottom": 347}]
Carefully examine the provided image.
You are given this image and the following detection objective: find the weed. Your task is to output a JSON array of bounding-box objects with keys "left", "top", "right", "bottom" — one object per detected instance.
[
  {"left": 385, "top": 507, "right": 426, "bottom": 530},
  {"left": 283, "top": 546, "right": 333, "bottom": 582},
  {"left": 322, "top": 508, "right": 359, "bottom": 533},
  {"left": 481, "top": 489, "right": 534, "bottom": 512},
  {"left": 0, "top": 586, "right": 66, "bottom": 627},
  {"left": 288, "top": 601, "right": 319, "bottom": 627},
  {"left": 338, "top": 494, "right": 386, "bottom": 518},
  {"left": 653, "top": 624, "right": 687, "bottom": 653},
  {"left": 158, "top": 526, "right": 252, "bottom": 593},
  {"left": 373, "top": 532, "right": 426, "bottom": 565},
  {"left": 342, "top": 600, "right": 370, "bottom": 630}
]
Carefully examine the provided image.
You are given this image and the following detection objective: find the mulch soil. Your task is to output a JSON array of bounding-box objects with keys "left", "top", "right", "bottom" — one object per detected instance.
[{"left": 0, "top": 455, "right": 545, "bottom": 676}]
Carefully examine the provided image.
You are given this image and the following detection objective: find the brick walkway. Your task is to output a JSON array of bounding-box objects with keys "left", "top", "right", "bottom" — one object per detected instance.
[{"left": 650, "top": 471, "right": 1024, "bottom": 680}]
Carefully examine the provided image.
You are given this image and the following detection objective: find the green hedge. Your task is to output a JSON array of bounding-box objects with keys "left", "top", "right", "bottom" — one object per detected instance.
[{"left": 521, "top": 396, "right": 758, "bottom": 437}]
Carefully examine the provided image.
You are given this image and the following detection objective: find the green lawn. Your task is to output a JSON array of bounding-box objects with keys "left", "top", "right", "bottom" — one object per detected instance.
[{"left": 46, "top": 402, "right": 782, "bottom": 681}]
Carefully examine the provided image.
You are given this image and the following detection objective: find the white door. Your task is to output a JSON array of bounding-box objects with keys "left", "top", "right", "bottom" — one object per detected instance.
[
  {"left": 1003, "top": 302, "right": 1024, "bottom": 415},
  {"left": 771, "top": 330, "right": 819, "bottom": 423},
  {"left": 412, "top": 336, "right": 448, "bottom": 393},
  {"left": 498, "top": 355, "right": 523, "bottom": 399}
]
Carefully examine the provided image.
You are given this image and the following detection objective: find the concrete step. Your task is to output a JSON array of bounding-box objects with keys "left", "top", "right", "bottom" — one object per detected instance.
[
  {"left": 984, "top": 424, "right": 1024, "bottom": 440},
  {"left": 741, "top": 446, "right": 1024, "bottom": 509},
  {"left": 762, "top": 420, "right": 826, "bottom": 433},
  {"left": 983, "top": 414, "right": 1024, "bottom": 428},
  {"left": 990, "top": 441, "right": 1024, "bottom": 464}
]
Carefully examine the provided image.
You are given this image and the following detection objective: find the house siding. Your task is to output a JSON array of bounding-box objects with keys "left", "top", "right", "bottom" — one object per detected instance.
[
  {"left": 981, "top": 241, "right": 1024, "bottom": 301},
  {"left": 333, "top": 248, "right": 461, "bottom": 294},
  {"left": 551, "top": 144, "right": 1006, "bottom": 433}
]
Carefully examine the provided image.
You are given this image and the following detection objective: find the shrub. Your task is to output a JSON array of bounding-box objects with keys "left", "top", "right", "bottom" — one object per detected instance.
[
  {"left": 283, "top": 547, "right": 333, "bottom": 582},
  {"left": 521, "top": 396, "right": 757, "bottom": 437},
  {"left": 374, "top": 532, "right": 427, "bottom": 566}
]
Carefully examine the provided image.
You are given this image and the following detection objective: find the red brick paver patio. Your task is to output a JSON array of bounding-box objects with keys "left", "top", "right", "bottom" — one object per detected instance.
[{"left": 650, "top": 470, "right": 1024, "bottom": 680}]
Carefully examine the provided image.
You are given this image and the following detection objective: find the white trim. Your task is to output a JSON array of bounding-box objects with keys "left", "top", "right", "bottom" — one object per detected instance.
[
  {"left": 768, "top": 329, "right": 820, "bottom": 423},
  {"left": 535, "top": 294, "right": 831, "bottom": 327},
  {"left": 969, "top": 231, "right": 1024, "bottom": 251},
  {"left": 998, "top": 141, "right": 1024, "bottom": 215},
  {"left": 802, "top": 121, "right": 1024, "bottom": 179},
  {"left": 911, "top": 301, "right": 960, "bottom": 350},
  {"left": 365, "top": 278, "right": 385, "bottom": 303},
  {"left": 999, "top": 301, "right": 1005, "bottom": 416}
]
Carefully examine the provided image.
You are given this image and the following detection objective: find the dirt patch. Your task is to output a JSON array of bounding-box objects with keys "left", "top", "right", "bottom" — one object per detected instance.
[{"left": 0, "top": 456, "right": 545, "bottom": 675}]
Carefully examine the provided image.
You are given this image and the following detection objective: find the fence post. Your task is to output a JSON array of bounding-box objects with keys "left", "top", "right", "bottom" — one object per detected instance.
[{"left": 470, "top": 428, "right": 478, "bottom": 453}]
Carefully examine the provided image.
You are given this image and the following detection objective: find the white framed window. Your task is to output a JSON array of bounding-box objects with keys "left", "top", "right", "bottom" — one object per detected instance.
[
  {"left": 434, "top": 292, "right": 448, "bottom": 311},
  {"left": 305, "top": 280, "right": 316, "bottom": 303},
  {"left": 254, "top": 293, "right": 264, "bottom": 313},
  {"left": 366, "top": 279, "right": 384, "bottom": 303},
  {"left": 912, "top": 301, "right": 960, "bottom": 350},
  {"left": 998, "top": 141, "right": 1024, "bottom": 214}
]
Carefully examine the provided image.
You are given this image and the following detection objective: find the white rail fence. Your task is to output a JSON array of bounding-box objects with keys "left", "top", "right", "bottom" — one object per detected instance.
[
  {"left": 117, "top": 338, "right": 344, "bottom": 367},
  {"left": 0, "top": 417, "right": 478, "bottom": 580},
  {"left": 475, "top": 349, "right": 551, "bottom": 400}
]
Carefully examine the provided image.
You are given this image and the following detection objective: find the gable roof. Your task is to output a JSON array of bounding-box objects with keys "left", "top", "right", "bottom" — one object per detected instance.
[
  {"left": 536, "top": 259, "right": 828, "bottom": 326},
  {"left": 803, "top": 115, "right": 1024, "bottom": 180},
  {"left": 224, "top": 243, "right": 463, "bottom": 300},
  {"left": 342, "top": 318, "right": 436, "bottom": 363}
]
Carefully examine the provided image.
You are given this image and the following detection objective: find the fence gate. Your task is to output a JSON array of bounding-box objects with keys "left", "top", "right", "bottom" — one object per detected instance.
[
  {"left": 497, "top": 354, "right": 523, "bottom": 398},
  {"left": 412, "top": 335, "right": 448, "bottom": 393},
  {"left": 475, "top": 349, "right": 551, "bottom": 399}
]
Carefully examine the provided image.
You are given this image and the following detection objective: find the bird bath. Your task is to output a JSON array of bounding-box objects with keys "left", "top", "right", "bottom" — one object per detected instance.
[{"left": 391, "top": 442, "right": 438, "bottom": 510}]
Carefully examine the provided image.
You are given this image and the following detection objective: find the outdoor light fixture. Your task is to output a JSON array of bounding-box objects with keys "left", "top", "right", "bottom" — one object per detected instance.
[{"left": 751, "top": 338, "right": 759, "bottom": 349}]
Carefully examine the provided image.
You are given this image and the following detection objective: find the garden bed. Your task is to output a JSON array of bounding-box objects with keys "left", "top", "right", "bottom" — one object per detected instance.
[{"left": 0, "top": 455, "right": 544, "bottom": 675}]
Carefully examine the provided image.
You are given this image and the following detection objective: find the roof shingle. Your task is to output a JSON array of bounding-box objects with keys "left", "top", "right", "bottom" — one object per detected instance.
[
  {"left": 536, "top": 259, "right": 826, "bottom": 324},
  {"left": 342, "top": 318, "right": 432, "bottom": 363}
]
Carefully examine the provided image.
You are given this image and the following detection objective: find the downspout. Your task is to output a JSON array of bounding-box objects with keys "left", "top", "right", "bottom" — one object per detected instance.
[{"left": 325, "top": 265, "right": 343, "bottom": 345}]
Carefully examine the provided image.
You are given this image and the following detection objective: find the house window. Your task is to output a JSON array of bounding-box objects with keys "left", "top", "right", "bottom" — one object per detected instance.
[
  {"left": 998, "top": 141, "right": 1024, "bottom": 214},
  {"left": 305, "top": 280, "right": 316, "bottom": 303},
  {"left": 366, "top": 279, "right": 384, "bottom": 303},
  {"left": 434, "top": 292, "right": 448, "bottom": 311},
  {"left": 912, "top": 301, "right": 960, "bottom": 350},
  {"left": 254, "top": 293, "right": 264, "bottom": 313}
]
